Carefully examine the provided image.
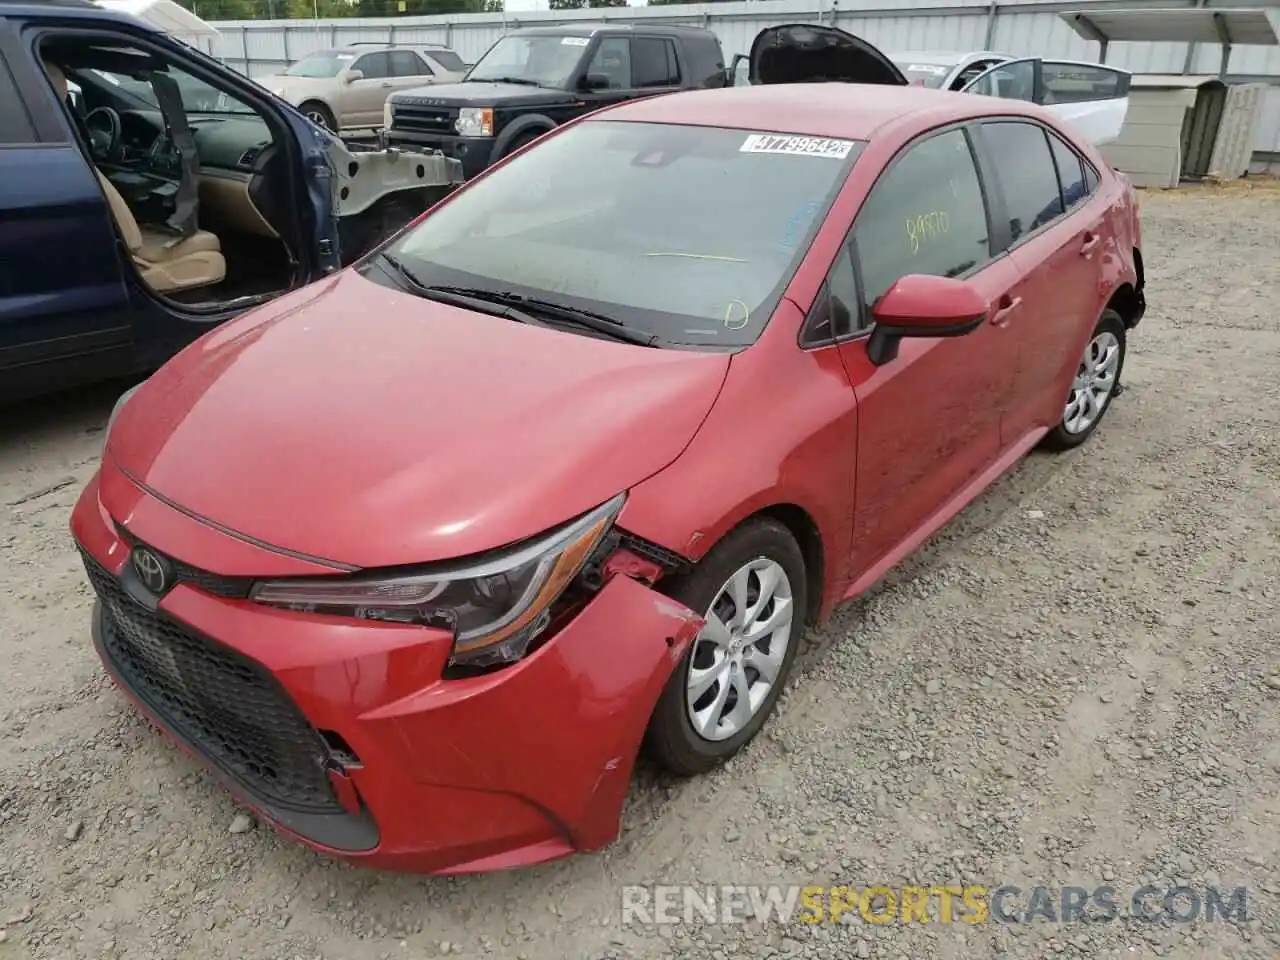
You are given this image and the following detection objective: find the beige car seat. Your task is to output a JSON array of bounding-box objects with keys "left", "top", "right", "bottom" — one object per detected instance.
[{"left": 43, "top": 58, "right": 227, "bottom": 294}]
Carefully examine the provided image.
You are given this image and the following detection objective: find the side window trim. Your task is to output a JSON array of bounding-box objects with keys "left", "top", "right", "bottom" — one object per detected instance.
[
  {"left": 799, "top": 231, "right": 861, "bottom": 348},
  {"left": 2, "top": 25, "right": 68, "bottom": 143}
]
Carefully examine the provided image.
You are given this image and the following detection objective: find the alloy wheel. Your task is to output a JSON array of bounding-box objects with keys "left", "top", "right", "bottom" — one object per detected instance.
[
  {"left": 685, "top": 558, "right": 794, "bottom": 742},
  {"left": 305, "top": 109, "right": 332, "bottom": 130},
  {"left": 1063, "top": 330, "right": 1121, "bottom": 434}
]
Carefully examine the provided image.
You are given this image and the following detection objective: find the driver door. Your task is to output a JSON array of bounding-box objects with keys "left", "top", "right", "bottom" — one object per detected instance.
[{"left": 961, "top": 58, "right": 1131, "bottom": 146}]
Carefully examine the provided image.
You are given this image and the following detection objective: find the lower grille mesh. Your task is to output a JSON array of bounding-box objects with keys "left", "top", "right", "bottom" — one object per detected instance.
[{"left": 82, "top": 552, "right": 342, "bottom": 815}]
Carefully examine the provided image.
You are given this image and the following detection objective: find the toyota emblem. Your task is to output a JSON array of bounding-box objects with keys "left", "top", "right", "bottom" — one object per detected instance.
[{"left": 131, "top": 548, "right": 170, "bottom": 595}]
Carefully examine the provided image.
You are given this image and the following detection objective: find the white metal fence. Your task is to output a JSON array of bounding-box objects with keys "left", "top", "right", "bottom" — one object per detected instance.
[{"left": 204, "top": 0, "right": 1280, "bottom": 164}]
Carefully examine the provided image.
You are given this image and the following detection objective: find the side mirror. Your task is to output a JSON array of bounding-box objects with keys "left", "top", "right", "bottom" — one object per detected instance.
[
  {"left": 865, "top": 274, "right": 989, "bottom": 366},
  {"left": 341, "top": 68, "right": 363, "bottom": 85},
  {"left": 578, "top": 73, "right": 610, "bottom": 92}
]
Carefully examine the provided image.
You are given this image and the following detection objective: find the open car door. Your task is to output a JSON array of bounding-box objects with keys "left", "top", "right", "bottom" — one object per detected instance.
[
  {"left": 961, "top": 58, "right": 1131, "bottom": 147},
  {"left": 738, "top": 24, "right": 909, "bottom": 86}
]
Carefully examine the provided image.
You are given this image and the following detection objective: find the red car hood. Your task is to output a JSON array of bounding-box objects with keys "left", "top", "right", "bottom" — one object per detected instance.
[{"left": 108, "top": 271, "right": 730, "bottom": 570}]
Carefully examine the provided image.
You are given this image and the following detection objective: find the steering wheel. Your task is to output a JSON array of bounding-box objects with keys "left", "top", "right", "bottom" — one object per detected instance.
[{"left": 84, "top": 106, "right": 122, "bottom": 160}]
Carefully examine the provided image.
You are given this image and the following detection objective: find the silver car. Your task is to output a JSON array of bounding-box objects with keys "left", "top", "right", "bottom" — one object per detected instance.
[{"left": 257, "top": 43, "right": 467, "bottom": 132}]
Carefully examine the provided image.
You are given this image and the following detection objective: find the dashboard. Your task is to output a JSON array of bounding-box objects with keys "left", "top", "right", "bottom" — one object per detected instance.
[
  {"left": 109, "top": 109, "right": 282, "bottom": 240},
  {"left": 116, "top": 109, "right": 273, "bottom": 175}
]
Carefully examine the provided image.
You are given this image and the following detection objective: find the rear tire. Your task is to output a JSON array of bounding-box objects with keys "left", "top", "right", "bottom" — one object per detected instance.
[
  {"left": 643, "top": 518, "right": 806, "bottom": 776},
  {"left": 1041, "top": 309, "right": 1127, "bottom": 451},
  {"left": 299, "top": 101, "right": 336, "bottom": 132}
]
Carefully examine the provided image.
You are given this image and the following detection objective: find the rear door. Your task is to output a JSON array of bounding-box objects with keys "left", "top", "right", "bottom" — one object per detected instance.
[
  {"left": 748, "top": 24, "right": 908, "bottom": 86},
  {"left": 388, "top": 49, "right": 435, "bottom": 92},
  {"left": 0, "top": 27, "right": 133, "bottom": 400},
  {"left": 960, "top": 58, "right": 1131, "bottom": 146},
  {"left": 970, "top": 118, "right": 1113, "bottom": 442}
]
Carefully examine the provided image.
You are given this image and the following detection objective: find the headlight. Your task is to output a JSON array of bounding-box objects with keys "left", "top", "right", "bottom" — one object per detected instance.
[
  {"left": 455, "top": 107, "right": 493, "bottom": 137},
  {"left": 250, "top": 493, "right": 624, "bottom": 668},
  {"left": 105, "top": 383, "right": 142, "bottom": 441}
]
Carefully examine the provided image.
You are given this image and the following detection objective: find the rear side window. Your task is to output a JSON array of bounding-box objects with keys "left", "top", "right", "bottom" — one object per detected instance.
[
  {"left": 390, "top": 50, "right": 430, "bottom": 77},
  {"left": 1047, "top": 129, "right": 1089, "bottom": 210},
  {"left": 853, "top": 128, "right": 991, "bottom": 307},
  {"left": 981, "top": 121, "right": 1063, "bottom": 244},
  {"left": 1083, "top": 161, "right": 1100, "bottom": 193},
  {"left": 632, "top": 38, "right": 679, "bottom": 88},
  {"left": 426, "top": 49, "right": 466, "bottom": 72}
]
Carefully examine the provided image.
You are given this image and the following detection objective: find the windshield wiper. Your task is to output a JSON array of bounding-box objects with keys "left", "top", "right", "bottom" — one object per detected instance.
[
  {"left": 468, "top": 76, "right": 544, "bottom": 87},
  {"left": 379, "top": 256, "right": 549, "bottom": 329},
  {"left": 427, "top": 286, "right": 660, "bottom": 347}
]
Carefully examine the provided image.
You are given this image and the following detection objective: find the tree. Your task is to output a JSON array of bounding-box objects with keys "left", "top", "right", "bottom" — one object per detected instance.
[{"left": 548, "top": 0, "right": 627, "bottom": 8}]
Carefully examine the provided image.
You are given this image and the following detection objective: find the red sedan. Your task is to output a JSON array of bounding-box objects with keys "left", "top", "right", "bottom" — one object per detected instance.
[{"left": 71, "top": 26, "right": 1145, "bottom": 874}]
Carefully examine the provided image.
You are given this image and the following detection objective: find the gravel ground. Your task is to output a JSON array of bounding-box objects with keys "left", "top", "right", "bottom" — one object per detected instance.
[{"left": 2, "top": 183, "right": 1279, "bottom": 960}]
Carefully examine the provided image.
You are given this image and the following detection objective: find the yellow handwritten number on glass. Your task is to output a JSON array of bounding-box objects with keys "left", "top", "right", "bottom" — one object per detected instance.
[{"left": 723, "top": 299, "right": 750, "bottom": 330}]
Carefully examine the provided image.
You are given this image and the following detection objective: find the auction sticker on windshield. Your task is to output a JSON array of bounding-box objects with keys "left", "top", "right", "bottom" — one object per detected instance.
[
  {"left": 561, "top": 36, "right": 590, "bottom": 45},
  {"left": 739, "top": 134, "right": 854, "bottom": 159}
]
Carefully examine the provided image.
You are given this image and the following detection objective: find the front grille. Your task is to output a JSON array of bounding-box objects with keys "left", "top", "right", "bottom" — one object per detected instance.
[
  {"left": 390, "top": 103, "right": 458, "bottom": 135},
  {"left": 113, "top": 524, "right": 250, "bottom": 599},
  {"left": 82, "top": 552, "right": 343, "bottom": 815}
]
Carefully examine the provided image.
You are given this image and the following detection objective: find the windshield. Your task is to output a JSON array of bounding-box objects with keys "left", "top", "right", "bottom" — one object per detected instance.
[
  {"left": 465, "top": 35, "right": 588, "bottom": 87},
  {"left": 88, "top": 67, "right": 256, "bottom": 114},
  {"left": 378, "top": 120, "right": 862, "bottom": 348},
  {"left": 896, "top": 62, "right": 951, "bottom": 88},
  {"left": 284, "top": 51, "right": 355, "bottom": 78}
]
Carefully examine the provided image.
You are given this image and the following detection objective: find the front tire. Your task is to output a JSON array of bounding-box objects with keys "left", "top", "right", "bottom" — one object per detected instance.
[
  {"left": 644, "top": 518, "right": 807, "bottom": 776},
  {"left": 1041, "top": 309, "right": 1127, "bottom": 451},
  {"left": 299, "top": 100, "right": 336, "bottom": 132}
]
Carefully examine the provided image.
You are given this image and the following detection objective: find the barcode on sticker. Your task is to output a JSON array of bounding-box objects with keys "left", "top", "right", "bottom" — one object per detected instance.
[
  {"left": 561, "top": 36, "right": 590, "bottom": 46},
  {"left": 739, "top": 134, "right": 853, "bottom": 159}
]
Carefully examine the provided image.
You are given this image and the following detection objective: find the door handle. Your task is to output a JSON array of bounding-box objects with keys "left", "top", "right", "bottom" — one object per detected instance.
[
  {"left": 1079, "top": 232, "right": 1100, "bottom": 257},
  {"left": 380, "top": 82, "right": 393, "bottom": 88},
  {"left": 989, "top": 295, "right": 1022, "bottom": 327}
]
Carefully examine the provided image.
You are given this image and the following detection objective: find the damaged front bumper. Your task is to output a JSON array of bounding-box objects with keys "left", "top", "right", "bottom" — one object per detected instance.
[{"left": 70, "top": 464, "right": 704, "bottom": 874}]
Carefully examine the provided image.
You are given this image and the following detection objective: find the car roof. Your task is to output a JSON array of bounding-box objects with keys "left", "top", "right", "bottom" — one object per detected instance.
[
  {"left": 509, "top": 23, "right": 711, "bottom": 38},
  {"left": 600, "top": 82, "right": 1040, "bottom": 141},
  {"left": 0, "top": 0, "right": 158, "bottom": 27}
]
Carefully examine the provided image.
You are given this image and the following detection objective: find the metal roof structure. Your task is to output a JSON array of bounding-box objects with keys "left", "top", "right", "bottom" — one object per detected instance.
[{"left": 1060, "top": 7, "right": 1279, "bottom": 76}]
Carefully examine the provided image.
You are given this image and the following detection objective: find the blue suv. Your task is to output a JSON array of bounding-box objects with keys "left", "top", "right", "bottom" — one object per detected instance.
[{"left": 0, "top": 0, "right": 461, "bottom": 403}]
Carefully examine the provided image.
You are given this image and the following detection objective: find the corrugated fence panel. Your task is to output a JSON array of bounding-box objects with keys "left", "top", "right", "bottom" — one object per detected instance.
[{"left": 207, "top": 0, "right": 1280, "bottom": 159}]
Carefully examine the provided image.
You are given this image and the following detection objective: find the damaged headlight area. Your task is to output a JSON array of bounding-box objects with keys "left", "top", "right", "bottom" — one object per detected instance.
[{"left": 249, "top": 493, "right": 625, "bottom": 668}]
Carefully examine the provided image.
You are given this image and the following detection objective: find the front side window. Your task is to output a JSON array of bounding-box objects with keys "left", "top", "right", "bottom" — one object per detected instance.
[
  {"left": 853, "top": 128, "right": 991, "bottom": 308},
  {"left": 1042, "top": 62, "right": 1127, "bottom": 103},
  {"left": 466, "top": 35, "right": 589, "bottom": 88},
  {"left": 84, "top": 62, "right": 254, "bottom": 115},
  {"left": 283, "top": 50, "right": 355, "bottom": 78},
  {"left": 981, "top": 121, "right": 1064, "bottom": 243},
  {"left": 585, "top": 38, "right": 630, "bottom": 90},
  {"left": 966, "top": 59, "right": 1035, "bottom": 101},
  {"left": 380, "top": 121, "right": 863, "bottom": 348},
  {"left": 353, "top": 52, "right": 391, "bottom": 80}
]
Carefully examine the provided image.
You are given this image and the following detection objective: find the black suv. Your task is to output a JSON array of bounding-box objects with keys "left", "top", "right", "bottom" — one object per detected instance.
[{"left": 383, "top": 24, "right": 727, "bottom": 179}]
